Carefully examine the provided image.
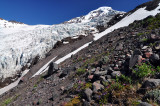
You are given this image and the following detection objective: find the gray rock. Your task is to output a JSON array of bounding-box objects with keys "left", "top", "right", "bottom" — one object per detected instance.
[
  {"left": 107, "top": 79, "right": 112, "bottom": 83},
  {"left": 83, "top": 100, "right": 89, "bottom": 106},
  {"left": 129, "top": 55, "right": 141, "bottom": 68},
  {"left": 59, "top": 69, "right": 68, "bottom": 78},
  {"left": 91, "top": 68, "right": 96, "bottom": 73},
  {"left": 115, "top": 43, "right": 123, "bottom": 50},
  {"left": 100, "top": 76, "right": 107, "bottom": 82},
  {"left": 93, "top": 81, "right": 104, "bottom": 93},
  {"left": 111, "top": 71, "right": 121, "bottom": 78},
  {"left": 133, "top": 49, "right": 143, "bottom": 55},
  {"left": 96, "top": 67, "right": 101, "bottom": 71},
  {"left": 53, "top": 63, "right": 59, "bottom": 70},
  {"left": 149, "top": 53, "right": 159, "bottom": 65},
  {"left": 138, "top": 102, "right": 152, "bottom": 106},
  {"left": 65, "top": 83, "right": 74, "bottom": 91},
  {"left": 51, "top": 92, "right": 58, "bottom": 101},
  {"left": 93, "top": 93, "right": 100, "bottom": 100},
  {"left": 142, "top": 79, "right": 160, "bottom": 89},
  {"left": 84, "top": 88, "right": 93, "bottom": 102},
  {"left": 108, "top": 67, "right": 113, "bottom": 71},
  {"left": 106, "top": 75, "right": 112, "bottom": 79},
  {"left": 155, "top": 43, "right": 160, "bottom": 50},
  {"left": 109, "top": 64, "right": 115, "bottom": 67},
  {"left": 47, "top": 62, "right": 55, "bottom": 76},
  {"left": 94, "top": 70, "right": 108, "bottom": 76}
]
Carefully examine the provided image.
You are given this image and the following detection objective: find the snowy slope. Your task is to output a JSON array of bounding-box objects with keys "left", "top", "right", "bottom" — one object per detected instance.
[
  {"left": 0, "top": 7, "right": 122, "bottom": 80},
  {"left": 94, "top": 3, "right": 160, "bottom": 40}
]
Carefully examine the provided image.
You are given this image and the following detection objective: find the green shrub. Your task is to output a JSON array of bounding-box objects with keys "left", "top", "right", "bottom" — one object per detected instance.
[
  {"left": 118, "top": 75, "right": 132, "bottom": 84},
  {"left": 99, "top": 93, "right": 109, "bottom": 105},
  {"left": 140, "top": 38, "right": 148, "bottom": 42},
  {"left": 133, "top": 63, "right": 154, "bottom": 78},
  {"left": 137, "top": 32, "right": 144, "bottom": 36},
  {"left": 156, "top": 66, "right": 160, "bottom": 72},
  {"left": 76, "top": 68, "right": 86, "bottom": 75},
  {"left": 73, "top": 82, "right": 92, "bottom": 92}
]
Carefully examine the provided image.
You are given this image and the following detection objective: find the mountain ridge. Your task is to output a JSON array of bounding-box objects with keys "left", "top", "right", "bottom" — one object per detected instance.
[{"left": 1, "top": 0, "right": 160, "bottom": 105}]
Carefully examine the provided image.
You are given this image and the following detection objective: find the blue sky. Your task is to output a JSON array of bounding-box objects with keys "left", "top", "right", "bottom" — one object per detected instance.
[{"left": 0, "top": 0, "right": 151, "bottom": 25}]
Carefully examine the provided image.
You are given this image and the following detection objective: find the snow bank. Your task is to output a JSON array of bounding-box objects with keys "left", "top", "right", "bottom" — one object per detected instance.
[
  {"left": 0, "top": 69, "right": 29, "bottom": 95},
  {"left": 55, "top": 42, "right": 92, "bottom": 64}
]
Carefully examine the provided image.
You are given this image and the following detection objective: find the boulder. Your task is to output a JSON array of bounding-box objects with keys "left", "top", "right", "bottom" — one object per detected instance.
[
  {"left": 84, "top": 88, "right": 93, "bottom": 102},
  {"left": 111, "top": 71, "right": 121, "bottom": 78},
  {"left": 93, "top": 82, "right": 104, "bottom": 93},
  {"left": 59, "top": 70, "right": 68, "bottom": 78},
  {"left": 82, "top": 100, "right": 90, "bottom": 106},
  {"left": 106, "top": 75, "right": 112, "bottom": 79},
  {"left": 88, "top": 75, "right": 94, "bottom": 80},
  {"left": 91, "top": 68, "right": 96, "bottom": 73},
  {"left": 129, "top": 49, "right": 142, "bottom": 68},
  {"left": 53, "top": 63, "right": 59, "bottom": 70},
  {"left": 115, "top": 43, "right": 123, "bottom": 50},
  {"left": 149, "top": 53, "right": 159, "bottom": 66},
  {"left": 100, "top": 76, "right": 107, "bottom": 82},
  {"left": 47, "top": 62, "right": 55, "bottom": 76},
  {"left": 141, "top": 79, "right": 160, "bottom": 89},
  {"left": 59, "top": 67, "right": 75, "bottom": 78},
  {"left": 94, "top": 70, "right": 108, "bottom": 76}
]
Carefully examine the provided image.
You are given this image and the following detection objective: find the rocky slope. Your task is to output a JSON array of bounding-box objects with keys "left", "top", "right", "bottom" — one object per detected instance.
[{"left": 0, "top": 0, "right": 160, "bottom": 106}]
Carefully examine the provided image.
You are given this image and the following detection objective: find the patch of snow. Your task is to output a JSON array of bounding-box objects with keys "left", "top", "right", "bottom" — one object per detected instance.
[
  {"left": 63, "top": 41, "right": 69, "bottom": 44},
  {"left": 32, "top": 57, "right": 57, "bottom": 77},
  {"left": 0, "top": 69, "right": 29, "bottom": 95},
  {"left": 55, "top": 42, "right": 92, "bottom": 64},
  {"left": 72, "top": 36, "right": 79, "bottom": 39}
]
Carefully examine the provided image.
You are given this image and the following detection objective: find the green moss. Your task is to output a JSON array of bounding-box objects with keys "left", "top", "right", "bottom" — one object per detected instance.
[
  {"left": 2, "top": 98, "right": 12, "bottom": 106},
  {"left": 131, "top": 101, "right": 141, "bottom": 105},
  {"left": 137, "top": 32, "right": 144, "bottom": 36},
  {"left": 1, "top": 94, "right": 20, "bottom": 106},
  {"left": 34, "top": 84, "right": 38, "bottom": 88},
  {"left": 140, "top": 38, "right": 148, "bottom": 42},
  {"left": 76, "top": 68, "right": 86, "bottom": 75}
]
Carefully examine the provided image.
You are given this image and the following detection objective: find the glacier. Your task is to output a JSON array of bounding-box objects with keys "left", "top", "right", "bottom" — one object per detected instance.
[{"left": 0, "top": 7, "right": 124, "bottom": 80}]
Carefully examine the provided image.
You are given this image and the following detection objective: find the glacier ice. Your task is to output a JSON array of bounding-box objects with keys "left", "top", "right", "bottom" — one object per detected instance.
[{"left": 0, "top": 7, "right": 123, "bottom": 80}]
